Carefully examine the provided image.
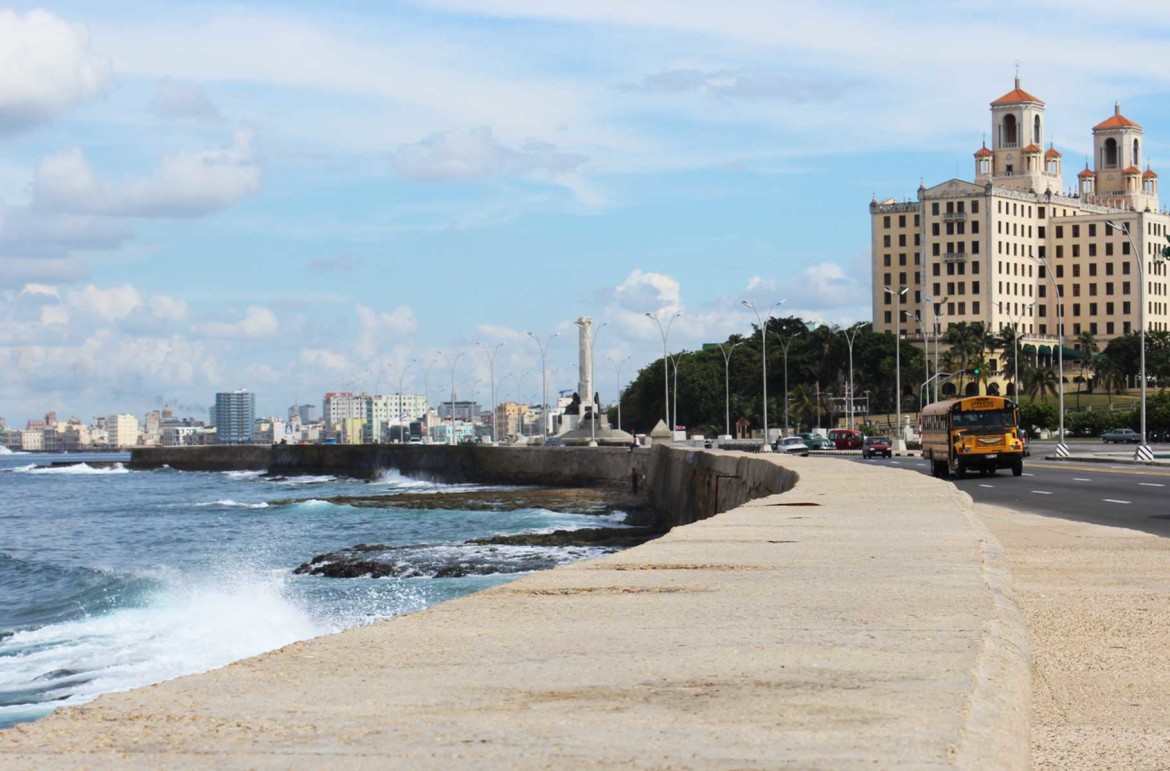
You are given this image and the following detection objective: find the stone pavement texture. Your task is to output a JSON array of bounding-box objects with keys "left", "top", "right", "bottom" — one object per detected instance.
[
  {"left": 0, "top": 456, "right": 1030, "bottom": 769},
  {"left": 977, "top": 504, "right": 1170, "bottom": 770}
]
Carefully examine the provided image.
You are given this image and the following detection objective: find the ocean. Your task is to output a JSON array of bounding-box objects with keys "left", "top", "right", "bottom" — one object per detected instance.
[{"left": 0, "top": 449, "right": 626, "bottom": 728}]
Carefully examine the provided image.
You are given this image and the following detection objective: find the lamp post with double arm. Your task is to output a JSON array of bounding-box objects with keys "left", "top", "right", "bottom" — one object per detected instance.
[
  {"left": 645, "top": 311, "right": 682, "bottom": 430},
  {"left": 606, "top": 355, "right": 630, "bottom": 435},
  {"left": 527, "top": 331, "right": 557, "bottom": 440},
  {"left": 1029, "top": 254, "right": 1067, "bottom": 455},
  {"left": 997, "top": 301, "right": 1033, "bottom": 403},
  {"left": 884, "top": 286, "right": 908, "bottom": 451},
  {"left": 774, "top": 330, "right": 801, "bottom": 437},
  {"left": 716, "top": 341, "right": 744, "bottom": 437},
  {"left": 742, "top": 299, "right": 784, "bottom": 450}
]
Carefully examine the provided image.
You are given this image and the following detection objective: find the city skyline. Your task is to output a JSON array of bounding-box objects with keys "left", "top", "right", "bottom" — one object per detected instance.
[{"left": 5, "top": 3, "right": 1170, "bottom": 424}]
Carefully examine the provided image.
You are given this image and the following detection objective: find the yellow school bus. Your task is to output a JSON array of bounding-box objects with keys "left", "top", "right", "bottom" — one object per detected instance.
[{"left": 921, "top": 396, "right": 1025, "bottom": 479}]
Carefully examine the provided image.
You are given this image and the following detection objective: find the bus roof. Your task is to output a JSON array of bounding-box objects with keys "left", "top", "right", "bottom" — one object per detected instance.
[{"left": 921, "top": 396, "right": 1016, "bottom": 416}]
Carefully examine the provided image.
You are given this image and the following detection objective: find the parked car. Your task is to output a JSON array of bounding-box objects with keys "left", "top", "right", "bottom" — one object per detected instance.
[
  {"left": 827, "top": 428, "right": 864, "bottom": 450},
  {"left": 861, "top": 435, "right": 892, "bottom": 459},
  {"left": 1102, "top": 427, "right": 1141, "bottom": 444},
  {"left": 543, "top": 437, "right": 567, "bottom": 447},
  {"left": 773, "top": 436, "right": 810, "bottom": 456},
  {"left": 798, "top": 432, "right": 835, "bottom": 450}
]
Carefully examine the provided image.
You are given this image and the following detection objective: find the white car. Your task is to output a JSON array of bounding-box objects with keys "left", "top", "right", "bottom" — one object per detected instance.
[{"left": 773, "top": 437, "right": 810, "bottom": 456}]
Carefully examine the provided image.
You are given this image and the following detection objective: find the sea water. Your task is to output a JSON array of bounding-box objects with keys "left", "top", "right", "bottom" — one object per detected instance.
[{"left": 0, "top": 452, "right": 624, "bottom": 728}]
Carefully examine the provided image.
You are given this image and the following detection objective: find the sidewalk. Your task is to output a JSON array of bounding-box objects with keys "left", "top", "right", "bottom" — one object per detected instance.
[{"left": 0, "top": 456, "right": 1029, "bottom": 769}]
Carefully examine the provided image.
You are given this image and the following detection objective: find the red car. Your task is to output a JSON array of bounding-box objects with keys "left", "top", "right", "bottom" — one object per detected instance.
[{"left": 862, "top": 436, "right": 892, "bottom": 459}]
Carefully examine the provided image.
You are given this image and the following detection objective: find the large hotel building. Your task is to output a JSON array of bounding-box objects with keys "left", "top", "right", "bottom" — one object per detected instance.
[{"left": 871, "top": 78, "right": 1170, "bottom": 386}]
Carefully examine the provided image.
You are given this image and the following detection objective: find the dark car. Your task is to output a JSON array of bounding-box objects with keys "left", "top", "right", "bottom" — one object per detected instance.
[
  {"left": 862, "top": 435, "right": 892, "bottom": 459},
  {"left": 543, "top": 437, "right": 567, "bottom": 447},
  {"left": 1102, "top": 428, "right": 1141, "bottom": 444}
]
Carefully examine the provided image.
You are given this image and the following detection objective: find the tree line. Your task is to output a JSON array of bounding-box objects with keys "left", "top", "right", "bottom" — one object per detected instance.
[{"left": 614, "top": 316, "right": 1170, "bottom": 438}]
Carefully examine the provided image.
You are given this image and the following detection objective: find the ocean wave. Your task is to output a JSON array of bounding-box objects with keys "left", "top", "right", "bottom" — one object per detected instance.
[
  {"left": 370, "top": 469, "right": 436, "bottom": 488},
  {"left": 223, "top": 470, "right": 265, "bottom": 480},
  {"left": 270, "top": 475, "right": 338, "bottom": 485},
  {"left": 7, "top": 463, "right": 129, "bottom": 475},
  {"left": 193, "top": 500, "right": 270, "bottom": 509},
  {"left": 0, "top": 446, "right": 28, "bottom": 455}
]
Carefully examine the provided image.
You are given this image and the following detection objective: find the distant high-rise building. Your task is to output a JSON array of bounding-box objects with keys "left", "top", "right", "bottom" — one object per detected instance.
[
  {"left": 214, "top": 389, "right": 256, "bottom": 444},
  {"left": 106, "top": 414, "right": 140, "bottom": 448},
  {"left": 289, "top": 403, "right": 317, "bottom": 424}
]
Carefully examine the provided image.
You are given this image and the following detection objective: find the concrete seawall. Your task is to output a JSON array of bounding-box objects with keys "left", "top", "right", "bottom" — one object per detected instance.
[
  {"left": 130, "top": 444, "right": 798, "bottom": 530},
  {"left": 18, "top": 447, "right": 1031, "bottom": 767}
]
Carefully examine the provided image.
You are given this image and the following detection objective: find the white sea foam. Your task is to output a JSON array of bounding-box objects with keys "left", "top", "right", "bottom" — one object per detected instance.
[
  {"left": 194, "top": 500, "right": 270, "bottom": 509},
  {"left": 0, "top": 572, "right": 325, "bottom": 725},
  {"left": 0, "top": 446, "right": 28, "bottom": 455},
  {"left": 10, "top": 462, "right": 129, "bottom": 475},
  {"left": 370, "top": 469, "right": 437, "bottom": 488},
  {"left": 223, "top": 470, "right": 265, "bottom": 480},
  {"left": 274, "top": 475, "right": 337, "bottom": 485}
]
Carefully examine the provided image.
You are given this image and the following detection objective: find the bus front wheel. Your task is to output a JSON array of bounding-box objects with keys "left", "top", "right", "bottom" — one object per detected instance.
[
  {"left": 953, "top": 459, "right": 967, "bottom": 479},
  {"left": 932, "top": 460, "right": 948, "bottom": 478},
  {"left": 1012, "top": 460, "right": 1023, "bottom": 477}
]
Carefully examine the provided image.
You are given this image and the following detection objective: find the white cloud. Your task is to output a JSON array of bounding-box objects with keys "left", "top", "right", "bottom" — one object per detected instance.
[
  {"left": 299, "top": 348, "right": 348, "bottom": 373},
  {"left": 66, "top": 284, "right": 143, "bottom": 323},
  {"left": 198, "top": 307, "right": 280, "bottom": 339},
  {"left": 391, "top": 126, "right": 586, "bottom": 182},
  {"left": 355, "top": 305, "right": 417, "bottom": 359},
  {"left": 146, "top": 79, "right": 223, "bottom": 122},
  {"left": 34, "top": 132, "right": 262, "bottom": 218},
  {"left": 0, "top": 10, "right": 111, "bottom": 134},
  {"left": 613, "top": 269, "right": 681, "bottom": 314}
]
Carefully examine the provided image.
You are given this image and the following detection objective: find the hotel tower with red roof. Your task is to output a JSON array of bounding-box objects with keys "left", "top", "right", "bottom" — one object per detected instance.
[{"left": 871, "top": 77, "right": 1170, "bottom": 397}]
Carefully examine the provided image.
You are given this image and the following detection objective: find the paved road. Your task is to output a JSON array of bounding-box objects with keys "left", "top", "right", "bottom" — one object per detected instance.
[{"left": 849, "top": 450, "right": 1170, "bottom": 538}]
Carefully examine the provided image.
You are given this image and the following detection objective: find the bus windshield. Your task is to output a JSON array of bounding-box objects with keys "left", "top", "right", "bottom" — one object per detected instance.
[{"left": 953, "top": 409, "right": 1015, "bottom": 429}]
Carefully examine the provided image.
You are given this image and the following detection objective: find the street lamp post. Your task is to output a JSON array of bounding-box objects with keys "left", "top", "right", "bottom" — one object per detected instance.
[
  {"left": 742, "top": 299, "right": 784, "bottom": 450},
  {"left": 668, "top": 349, "right": 691, "bottom": 437},
  {"left": 439, "top": 351, "right": 464, "bottom": 445},
  {"left": 842, "top": 324, "right": 863, "bottom": 429},
  {"left": 904, "top": 312, "right": 928, "bottom": 410},
  {"left": 774, "top": 331, "right": 801, "bottom": 436},
  {"left": 1030, "top": 255, "right": 1067, "bottom": 456},
  {"left": 645, "top": 311, "right": 682, "bottom": 430},
  {"left": 884, "top": 286, "right": 908, "bottom": 451},
  {"left": 923, "top": 295, "right": 948, "bottom": 402},
  {"left": 606, "top": 355, "right": 630, "bottom": 434},
  {"left": 1106, "top": 221, "right": 1167, "bottom": 460},
  {"left": 477, "top": 342, "right": 503, "bottom": 444},
  {"left": 417, "top": 357, "right": 438, "bottom": 443},
  {"left": 527, "top": 331, "right": 557, "bottom": 439},
  {"left": 997, "top": 301, "right": 1033, "bottom": 403},
  {"left": 392, "top": 362, "right": 412, "bottom": 442},
  {"left": 716, "top": 341, "right": 744, "bottom": 437}
]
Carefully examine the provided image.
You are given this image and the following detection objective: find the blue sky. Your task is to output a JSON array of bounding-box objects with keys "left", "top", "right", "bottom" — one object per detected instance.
[{"left": 4, "top": 1, "right": 1170, "bottom": 424}]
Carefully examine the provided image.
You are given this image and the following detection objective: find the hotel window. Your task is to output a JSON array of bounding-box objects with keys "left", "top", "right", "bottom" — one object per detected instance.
[
  {"left": 914, "top": 215, "right": 920, "bottom": 226},
  {"left": 1089, "top": 223, "right": 1097, "bottom": 237},
  {"left": 884, "top": 311, "right": 892, "bottom": 323},
  {"left": 973, "top": 281, "right": 980, "bottom": 293},
  {"left": 1090, "top": 303, "right": 1098, "bottom": 315},
  {"left": 933, "top": 283, "right": 941, "bottom": 295},
  {"left": 884, "top": 235, "right": 891, "bottom": 247},
  {"left": 1073, "top": 224, "right": 1080, "bottom": 237},
  {"left": 1089, "top": 283, "right": 1098, "bottom": 296},
  {"left": 1056, "top": 265, "right": 1064, "bottom": 278},
  {"left": 947, "top": 263, "right": 955, "bottom": 276},
  {"left": 1124, "top": 301, "right": 1132, "bottom": 314},
  {"left": 899, "top": 253, "right": 907, "bottom": 266},
  {"left": 1124, "top": 321, "right": 1132, "bottom": 333},
  {"left": 1038, "top": 226, "right": 1046, "bottom": 238},
  {"left": 933, "top": 243, "right": 941, "bottom": 256},
  {"left": 973, "top": 260, "right": 980, "bottom": 273},
  {"left": 1038, "top": 206, "right": 1045, "bottom": 218},
  {"left": 972, "top": 241, "right": 980, "bottom": 254},
  {"left": 1106, "top": 282, "right": 1114, "bottom": 295},
  {"left": 933, "top": 264, "right": 941, "bottom": 276},
  {"left": 947, "top": 282, "right": 955, "bottom": 294},
  {"left": 1073, "top": 304, "right": 1081, "bottom": 316},
  {"left": 1072, "top": 264, "right": 1081, "bottom": 278},
  {"left": 958, "top": 302, "right": 966, "bottom": 314},
  {"left": 1056, "top": 225, "right": 1064, "bottom": 238},
  {"left": 898, "top": 215, "right": 906, "bottom": 227},
  {"left": 972, "top": 201, "right": 979, "bottom": 214},
  {"left": 973, "top": 301, "right": 981, "bottom": 314},
  {"left": 1089, "top": 243, "right": 1097, "bottom": 257},
  {"left": 1089, "top": 263, "right": 1098, "bottom": 276},
  {"left": 1123, "top": 281, "right": 1131, "bottom": 293},
  {"left": 958, "top": 282, "right": 965, "bottom": 295},
  {"left": 1107, "top": 321, "right": 1115, "bottom": 334},
  {"left": 1123, "top": 262, "right": 1131, "bottom": 274},
  {"left": 972, "top": 219, "right": 980, "bottom": 234},
  {"left": 1056, "top": 245, "right": 1063, "bottom": 258},
  {"left": 946, "top": 222, "right": 954, "bottom": 235},
  {"left": 932, "top": 203, "right": 940, "bottom": 215},
  {"left": 884, "top": 255, "right": 892, "bottom": 267},
  {"left": 948, "top": 302, "right": 956, "bottom": 315},
  {"left": 932, "top": 223, "right": 940, "bottom": 236},
  {"left": 899, "top": 234, "right": 907, "bottom": 247},
  {"left": 884, "top": 273, "right": 891, "bottom": 285},
  {"left": 1106, "top": 302, "right": 1115, "bottom": 314},
  {"left": 1106, "top": 242, "right": 1114, "bottom": 256},
  {"left": 1123, "top": 241, "right": 1131, "bottom": 255},
  {"left": 1074, "top": 323, "right": 1082, "bottom": 335},
  {"left": 1073, "top": 284, "right": 1081, "bottom": 297},
  {"left": 914, "top": 234, "right": 920, "bottom": 246},
  {"left": 1072, "top": 245, "right": 1080, "bottom": 258}
]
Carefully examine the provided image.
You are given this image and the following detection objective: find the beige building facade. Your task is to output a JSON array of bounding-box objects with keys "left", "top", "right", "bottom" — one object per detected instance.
[{"left": 872, "top": 78, "right": 1170, "bottom": 387}]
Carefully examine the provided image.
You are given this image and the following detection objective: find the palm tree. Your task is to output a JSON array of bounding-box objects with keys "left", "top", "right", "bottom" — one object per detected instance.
[
  {"left": 1027, "top": 366, "right": 1059, "bottom": 403},
  {"left": 1075, "top": 331, "right": 1099, "bottom": 407},
  {"left": 995, "top": 325, "right": 1022, "bottom": 395},
  {"left": 788, "top": 383, "right": 825, "bottom": 431}
]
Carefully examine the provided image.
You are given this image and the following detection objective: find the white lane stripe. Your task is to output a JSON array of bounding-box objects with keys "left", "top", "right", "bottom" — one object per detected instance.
[
  {"left": 1032, "top": 490, "right": 1053, "bottom": 495},
  {"left": 1023, "top": 473, "right": 1035, "bottom": 477},
  {"left": 1104, "top": 498, "right": 1132, "bottom": 504},
  {"left": 1139, "top": 483, "right": 1165, "bottom": 487},
  {"left": 1073, "top": 478, "right": 1091, "bottom": 482},
  {"left": 979, "top": 484, "right": 994, "bottom": 488}
]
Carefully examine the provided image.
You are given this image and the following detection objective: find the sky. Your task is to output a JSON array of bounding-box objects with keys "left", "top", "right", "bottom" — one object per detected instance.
[{"left": 4, "top": 1, "right": 1170, "bottom": 425}]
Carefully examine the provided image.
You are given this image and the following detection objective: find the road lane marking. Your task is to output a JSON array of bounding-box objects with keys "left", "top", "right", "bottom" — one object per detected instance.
[
  {"left": 1103, "top": 499, "right": 1132, "bottom": 504},
  {"left": 1031, "top": 490, "right": 1053, "bottom": 495},
  {"left": 1023, "top": 473, "right": 1035, "bottom": 477},
  {"left": 1139, "top": 483, "right": 1165, "bottom": 487},
  {"left": 1073, "top": 478, "right": 1092, "bottom": 482},
  {"left": 978, "top": 484, "right": 994, "bottom": 488}
]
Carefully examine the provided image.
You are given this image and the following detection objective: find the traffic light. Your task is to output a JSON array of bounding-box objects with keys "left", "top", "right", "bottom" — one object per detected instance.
[{"left": 972, "top": 367, "right": 981, "bottom": 376}]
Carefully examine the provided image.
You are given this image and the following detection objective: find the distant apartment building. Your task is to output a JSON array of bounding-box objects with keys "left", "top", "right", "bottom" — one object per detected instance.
[
  {"left": 214, "top": 389, "right": 256, "bottom": 444},
  {"left": 871, "top": 78, "right": 1170, "bottom": 394},
  {"left": 289, "top": 403, "right": 318, "bottom": 424},
  {"left": 493, "top": 401, "right": 529, "bottom": 440},
  {"left": 437, "top": 400, "right": 482, "bottom": 422},
  {"left": 323, "top": 392, "right": 428, "bottom": 443},
  {"left": 106, "top": 414, "right": 140, "bottom": 448}
]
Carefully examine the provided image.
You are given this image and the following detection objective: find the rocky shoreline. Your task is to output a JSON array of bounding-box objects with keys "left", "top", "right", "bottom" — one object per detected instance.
[{"left": 287, "top": 485, "right": 662, "bottom": 579}]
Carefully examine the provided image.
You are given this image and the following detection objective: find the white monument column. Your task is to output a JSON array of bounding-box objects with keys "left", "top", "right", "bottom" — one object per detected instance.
[{"left": 576, "top": 316, "right": 594, "bottom": 407}]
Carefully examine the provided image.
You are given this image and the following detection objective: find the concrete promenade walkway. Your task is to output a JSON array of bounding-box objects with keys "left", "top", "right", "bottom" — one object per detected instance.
[{"left": 0, "top": 456, "right": 1030, "bottom": 769}]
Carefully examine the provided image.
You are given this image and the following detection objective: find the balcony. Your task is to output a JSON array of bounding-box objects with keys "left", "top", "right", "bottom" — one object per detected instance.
[
  {"left": 943, "top": 211, "right": 967, "bottom": 222},
  {"left": 943, "top": 252, "right": 968, "bottom": 263}
]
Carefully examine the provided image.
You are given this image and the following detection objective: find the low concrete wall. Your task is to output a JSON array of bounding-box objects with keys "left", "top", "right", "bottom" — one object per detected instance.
[{"left": 131, "top": 444, "right": 797, "bottom": 531}]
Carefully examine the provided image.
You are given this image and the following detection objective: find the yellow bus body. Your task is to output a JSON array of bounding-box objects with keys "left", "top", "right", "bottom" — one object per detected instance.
[{"left": 921, "top": 396, "right": 1025, "bottom": 479}]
